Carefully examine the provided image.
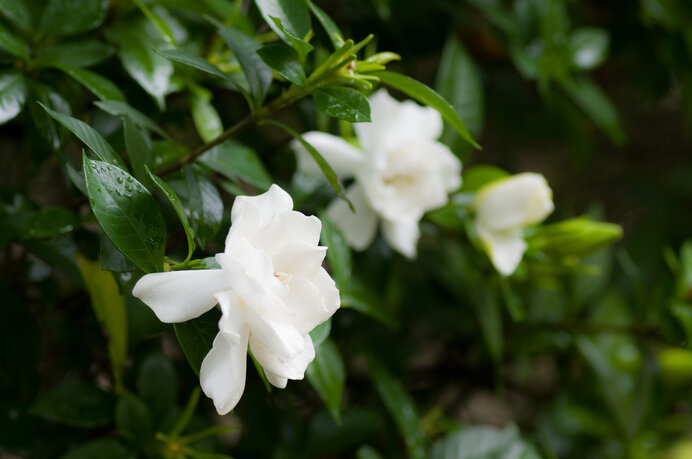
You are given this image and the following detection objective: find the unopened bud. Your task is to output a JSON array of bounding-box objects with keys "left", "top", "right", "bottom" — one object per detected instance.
[{"left": 528, "top": 217, "right": 622, "bottom": 256}]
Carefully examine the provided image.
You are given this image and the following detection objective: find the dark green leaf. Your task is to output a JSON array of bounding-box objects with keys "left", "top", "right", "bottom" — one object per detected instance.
[
  {"left": 309, "top": 318, "right": 331, "bottom": 346},
  {"left": 0, "top": 71, "right": 26, "bottom": 124},
  {"left": 124, "top": 117, "right": 153, "bottom": 189},
  {"left": 83, "top": 155, "right": 166, "bottom": 273},
  {"left": 373, "top": 70, "right": 481, "bottom": 149},
  {"left": 115, "top": 393, "right": 152, "bottom": 446},
  {"left": 307, "top": 338, "right": 345, "bottom": 423},
  {"left": 60, "top": 438, "right": 133, "bottom": 459},
  {"left": 0, "top": 21, "right": 27, "bottom": 59},
  {"left": 561, "top": 76, "right": 624, "bottom": 145},
  {"left": 200, "top": 139, "right": 272, "bottom": 191},
  {"left": 429, "top": 425, "right": 540, "bottom": 459},
  {"left": 474, "top": 284, "right": 503, "bottom": 363},
  {"left": 31, "top": 382, "right": 114, "bottom": 428},
  {"left": 215, "top": 22, "right": 273, "bottom": 108},
  {"left": 95, "top": 100, "right": 170, "bottom": 140},
  {"left": 183, "top": 165, "right": 223, "bottom": 244},
  {"left": 28, "top": 79, "right": 70, "bottom": 149},
  {"left": 257, "top": 43, "right": 306, "bottom": 85},
  {"left": 155, "top": 48, "right": 230, "bottom": 80},
  {"left": 367, "top": 356, "right": 425, "bottom": 459},
  {"left": 132, "top": 0, "right": 176, "bottom": 45},
  {"left": 268, "top": 16, "right": 314, "bottom": 60},
  {"left": 100, "top": 232, "right": 137, "bottom": 272},
  {"left": 255, "top": 0, "right": 311, "bottom": 43},
  {"left": 146, "top": 166, "right": 196, "bottom": 262},
  {"left": 41, "top": 104, "right": 126, "bottom": 169},
  {"left": 308, "top": 0, "right": 343, "bottom": 48},
  {"left": 320, "top": 216, "right": 351, "bottom": 288},
  {"left": 40, "top": 0, "right": 109, "bottom": 37},
  {"left": 34, "top": 40, "right": 115, "bottom": 68},
  {"left": 58, "top": 66, "right": 126, "bottom": 102},
  {"left": 340, "top": 281, "right": 397, "bottom": 328},
  {"left": 137, "top": 353, "right": 177, "bottom": 424},
  {"left": 21, "top": 208, "right": 78, "bottom": 239},
  {"left": 190, "top": 89, "right": 223, "bottom": 143},
  {"left": 314, "top": 86, "right": 371, "bottom": 122},
  {"left": 0, "top": 0, "right": 34, "bottom": 34},
  {"left": 174, "top": 308, "right": 221, "bottom": 376}
]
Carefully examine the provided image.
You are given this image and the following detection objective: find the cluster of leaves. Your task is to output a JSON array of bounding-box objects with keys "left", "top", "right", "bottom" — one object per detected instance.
[{"left": 2, "top": 0, "right": 692, "bottom": 458}]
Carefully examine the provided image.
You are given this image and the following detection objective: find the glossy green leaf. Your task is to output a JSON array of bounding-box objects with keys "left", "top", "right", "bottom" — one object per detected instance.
[
  {"left": 183, "top": 165, "right": 223, "bottom": 244},
  {"left": 60, "top": 438, "right": 133, "bottom": 459},
  {"left": 76, "top": 254, "right": 128, "bottom": 391},
  {"left": 115, "top": 393, "right": 152, "bottom": 446},
  {"left": 0, "top": 71, "right": 26, "bottom": 124},
  {"left": 255, "top": 0, "right": 311, "bottom": 43},
  {"left": 41, "top": 104, "right": 126, "bottom": 169},
  {"left": 137, "top": 353, "right": 177, "bottom": 424},
  {"left": 190, "top": 89, "right": 223, "bottom": 143},
  {"left": 124, "top": 117, "right": 153, "bottom": 189},
  {"left": 174, "top": 308, "right": 221, "bottom": 377},
  {"left": 33, "top": 40, "right": 115, "bottom": 68},
  {"left": 215, "top": 22, "right": 273, "bottom": 108},
  {"left": 21, "top": 208, "right": 78, "bottom": 240},
  {"left": 95, "top": 100, "right": 170, "bottom": 140},
  {"left": 367, "top": 356, "right": 425, "bottom": 459},
  {"left": 429, "top": 425, "right": 540, "bottom": 459},
  {"left": 257, "top": 43, "right": 306, "bottom": 85},
  {"left": 132, "top": 0, "right": 176, "bottom": 45},
  {"left": 40, "top": 0, "right": 109, "bottom": 37},
  {"left": 269, "top": 16, "right": 314, "bottom": 60},
  {"left": 314, "top": 86, "right": 371, "bottom": 122},
  {"left": 308, "top": 0, "right": 343, "bottom": 48},
  {"left": 307, "top": 338, "right": 345, "bottom": 423},
  {"left": 373, "top": 70, "right": 481, "bottom": 149},
  {"left": 0, "top": 21, "right": 27, "bottom": 59},
  {"left": 146, "top": 166, "right": 196, "bottom": 262},
  {"left": 200, "top": 139, "right": 273, "bottom": 191},
  {"left": 58, "top": 66, "right": 125, "bottom": 102},
  {"left": 83, "top": 155, "right": 166, "bottom": 273},
  {"left": 31, "top": 382, "right": 114, "bottom": 428},
  {"left": 570, "top": 27, "right": 609, "bottom": 71},
  {"left": 100, "top": 232, "right": 137, "bottom": 272},
  {"left": 155, "top": 48, "right": 229, "bottom": 80},
  {"left": 436, "top": 36, "right": 484, "bottom": 158},
  {"left": 0, "top": 0, "right": 33, "bottom": 34},
  {"left": 320, "top": 216, "right": 351, "bottom": 288},
  {"left": 28, "top": 80, "right": 70, "bottom": 149}
]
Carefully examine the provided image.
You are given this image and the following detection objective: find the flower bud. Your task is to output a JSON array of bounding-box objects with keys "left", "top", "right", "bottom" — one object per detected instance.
[{"left": 528, "top": 217, "right": 622, "bottom": 256}]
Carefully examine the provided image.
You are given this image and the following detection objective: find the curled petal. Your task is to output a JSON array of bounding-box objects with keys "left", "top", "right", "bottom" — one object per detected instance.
[
  {"left": 271, "top": 241, "right": 326, "bottom": 278},
  {"left": 200, "top": 329, "right": 249, "bottom": 415},
  {"left": 326, "top": 184, "right": 378, "bottom": 251},
  {"left": 229, "top": 184, "right": 293, "bottom": 233},
  {"left": 265, "top": 372, "right": 288, "bottom": 389},
  {"left": 382, "top": 218, "right": 421, "bottom": 259},
  {"left": 132, "top": 269, "right": 227, "bottom": 323},
  {"left": 216, "top": 290, "right": 245, "bottom": 344},
  {"left": 253, "top": 211, "right": 322, "bottom": 255},
  {"left": 292, "top": 131, "right": 363, "bottom": 179},
  {"left": 476, "top": 223, "right": 526, "bottom": 276},
  {"left": 249, "top": 333, "right": 315, "bottom": 384},
  {"left": 284, "top": 275, "right": 336, "bottom": 334},
  {"left": 246, "top": 307, "right": 306, "bottom": 360}
]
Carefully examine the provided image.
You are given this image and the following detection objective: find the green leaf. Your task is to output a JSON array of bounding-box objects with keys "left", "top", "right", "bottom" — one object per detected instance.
[
  {"left": 28, "top": 80, "right": 70, "bottom": 149},
  {"left": 307, "top": 338, "right": 345, "bottom": 423},
  {"left": 60, "top": 438, "right": 133, "bottom": 459},
  {"left": 436, "top": 36, "right": 484, "bottom": 158},
  {"left": 309, "top": 318, "right": 331, "bottom": 346},
  {"left": 183, "top": 165, "right": 223, "bottom": 244},
  {"left": 146, "top": 166, "right": 196, "bottom": 262},
  {"left": 561, "top": 76, "right": 625, "bottom": 145},
  {"left": 57, "top": 66, "right": 126, "bottom": 102},
  {"left": 155, "top": 48, "right": 229, "bottom": 80},
  {"left": 100, "top": 232, "right": 137, "bottom": 272},
  {"left": 33, "top": 40, "right": 115, "bottom": 68},
  {"left": 40, "top": 0, "right": 109, "bottom": 37},
  {"left": 137, "top": 353, "right": 177, "bottom": 424},
  {"left": 215, "top": 22, "right": 273, "bottom": 108},
  {"left": 340, "top": 281, "right": 397, "bottom": 328},
  {"left": 76, "top": 254, "right": 128, "bottom": 391},
  {"left": 308, "top": 0, "right": 343, "bottom": 48},
  {"left": 31, "top": 382, "right": 114, "bottom": 428},
  {"left": 429, "top": 425, "right": 540, "bottom": 459},
  {"left": 461, "top": 165, "right": 509, "bottom": 192},
  {"left": 0, "top": 0, "right": 33, "bottom": 34},
  {"left": 95, "top": 100, "right": 170, "bottom": 140},
  {"left": 174, "top": 308, "right": 221, "bottom": 377},
  {"left": 373, "top": 70, "right": 481, "bottom": 149},
  {"left": 21, "top": 208, "right": 78, "bottom": 240},
  {"left": 314, "top": 86, "right": 371, "bottom": 122},
  {"left": 262, "top": 119, "right": 351, "bottom": 208},
  {"left": 131, "top": 0, "right": 176, "bottom": 45},
  {"left": 200, "top": 140, "right": 273, "bottom": 191},
  {"left": 190, "top": 89, "right": 223, "bottom": 143},
  {"left": 254, "top": 0, "right": 311, "bottom": 43},
  {"left": 0, "top": 71, "right": 27, "bottom": 124},
  {"left": 83, "top": 155, "right": 166, "bottom": 273},
  {"left": 257, "top": 43, "right": 306, "bottom": 85},
  {"left": 570, "top": 27, "right": 609, "bottom": 71},
  {"left": 366, "top": 356, "right": 425, "bottom": 459},
  {"left": 41, "top": 104, "right": 126, "bottom": 169},
  {"left": 115, "top": 393, "right": 152, "bottom": 446},
  {"left": 320, "top": 216, "right": 351, "bottom": 288},
  {"left": 124, "top": 117, "right": 153, "bottom": 189},
  {"left": 0, "top": 21, "right": 28, "bottom": 59},
  {"left": 268, "top": 16, "right": 314, "bottom": 60},
  {"left": 474, "top": 284, "right": 503, "bottom": 363}
]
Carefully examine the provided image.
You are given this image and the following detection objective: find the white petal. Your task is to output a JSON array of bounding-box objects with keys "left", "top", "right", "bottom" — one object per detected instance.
[
  {"left": 310, "top": 268, "right": 341, "bottom": 317},
  {"left": 265, "top": 372, "right": 288, "bottom": 389},
  {"left": 246, "top": 308, "right": 306, "bottom": 360},
  {"left": 382, "top": 218, "right": 421, "bottom": 258},
  {"left": 200, "top": 329, "right": 249, "bottom": 415},
  {"left": 428, "top": 141, "right": 462, "bottom": 192},
  {"left": 252, "top": 211, "right": 322, "bottom": 255},
  {"left": 326, "top": 184, "right": 378, "bottom": 251},
  {"left": 291, "top": 131, "right": 363, "bottom": 178},
  {"left": 283, "top": 275, "right": 334, "bottom": 334},
  {"left": 476, "top": 223, "right": 526, "bottom": 276},
  {"left": 249, "top": 333, "right": 315, "bottom": 383},
  {"left": 475, "top": 173, "right": 554, "bottom": 232},
  {"left": 216, "top": 290, "right": 246, "bottom": 345},
  {"left": 396, "top": 99, "right": 443, "bottom": 142},
  {"left": 271, "top": 241, "right": 326, "bottom": 278},
  {"left": 132, "top": 270, "right": 227, "bottom": 323},
  {"left": 354, "top": 89, "right": 403, "bottom": 154},
  {"left": 230, "top": 184, "right": 293, "bottom": 227}
]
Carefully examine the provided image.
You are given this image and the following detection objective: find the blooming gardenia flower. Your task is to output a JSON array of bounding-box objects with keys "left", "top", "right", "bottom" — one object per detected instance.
[
  {"left": 291, "top": 89, "right": 462, "bottom": 258},
  {"left": 132, "top": 185, "right": 340, "bottom": 415},
  {"left": 474, "top": 172, "right": 554, "bottom": 276}
]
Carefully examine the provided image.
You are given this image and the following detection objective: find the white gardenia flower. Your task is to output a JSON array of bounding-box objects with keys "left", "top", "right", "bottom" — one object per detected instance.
[
  {"left": 132, "top": 185, "right": 340, "bottom": 415},
  {"left": 474, "top": 172, "right": 554, "bottom": 276},
  {"left": 291, "top": 89, "right": 462, "bottom": 258}
]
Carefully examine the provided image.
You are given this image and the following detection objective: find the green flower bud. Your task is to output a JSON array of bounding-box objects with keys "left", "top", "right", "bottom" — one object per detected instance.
[{"left": 528, "top": 217, "right": 622, "bottom": 256}]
